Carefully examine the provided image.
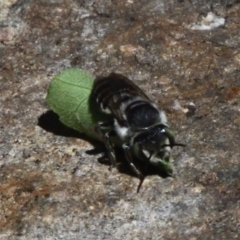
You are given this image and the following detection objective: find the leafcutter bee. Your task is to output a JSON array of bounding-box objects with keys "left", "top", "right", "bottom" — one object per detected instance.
[{"left": 92, "top": 73, "right": 185, "bottom": 192}]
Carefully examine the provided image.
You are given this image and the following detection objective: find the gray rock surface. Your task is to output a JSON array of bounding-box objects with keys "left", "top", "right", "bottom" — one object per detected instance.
[{"left": 0, "top": 0, "right": 240, "bottom": 239}]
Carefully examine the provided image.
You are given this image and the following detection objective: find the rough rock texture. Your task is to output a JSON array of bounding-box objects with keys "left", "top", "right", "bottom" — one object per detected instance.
[{"left": 0, "top": 0, "right": 240, "bottom": 239}]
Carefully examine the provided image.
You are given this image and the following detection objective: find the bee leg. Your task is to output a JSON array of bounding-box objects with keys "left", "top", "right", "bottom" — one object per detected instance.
[
  {"left": 96, "top": 121, "right": 117, "bottom": 169},
  {"left": 95, "top": 121, "right": 114, "bottom": 139},
  {"left": 104, "top": 130, "right": 118, "bottom": 170},
  {"left": 123, "top": 144, "right": 145, "bottom": 193},
  {"left": 137, "top": 177, "right": 145, "bottom": 193}
]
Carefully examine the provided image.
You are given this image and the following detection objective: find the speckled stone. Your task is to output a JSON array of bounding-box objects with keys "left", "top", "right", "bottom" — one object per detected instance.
[{"left": 0, "top": 1, "right": 240, "bottom": 239}]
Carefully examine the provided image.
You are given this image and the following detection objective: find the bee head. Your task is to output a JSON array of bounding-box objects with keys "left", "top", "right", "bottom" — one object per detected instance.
[{"left": 132, "top": 124, "right": 185, "bottom": 164}]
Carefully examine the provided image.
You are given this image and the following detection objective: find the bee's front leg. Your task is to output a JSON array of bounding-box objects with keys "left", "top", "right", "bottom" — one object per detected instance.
[
  {"left": 104, "top": 130, "right": 118, "bottom": 170},
  {"left": 123, "top": 144, "right": 145, "bottom": 193},
  {"left": 95, "top": 121, "right": 114, "bottom": 138},
  {"left": 96, "top": 121, "right": 117, "bottom": 169}
]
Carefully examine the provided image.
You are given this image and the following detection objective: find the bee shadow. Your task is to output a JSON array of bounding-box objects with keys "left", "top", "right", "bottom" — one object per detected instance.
[
  {"left": 38, "top": 110, "right": 100, "bottom": 145},
  {"left": 38, "top": 110, "right": 171, "bottom": 179}
]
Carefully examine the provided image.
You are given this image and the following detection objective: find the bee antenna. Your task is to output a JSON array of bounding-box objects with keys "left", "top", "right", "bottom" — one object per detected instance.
[
  {"left": 161, "top": 143, "right": 186, "bottom": 148},
  {"left": 173, "top": 143, "right": 186, "bottom": 147}
]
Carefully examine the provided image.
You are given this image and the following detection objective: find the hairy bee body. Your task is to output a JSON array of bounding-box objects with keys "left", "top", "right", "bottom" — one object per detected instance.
[
  {"left": 93, "top": 73, "right": 167, "bottom": 139},
  {"left": 92, "top": 73, "right": 184, "bottom": 191}
]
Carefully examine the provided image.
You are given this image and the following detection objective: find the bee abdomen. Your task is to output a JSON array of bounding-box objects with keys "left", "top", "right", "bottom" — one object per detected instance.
[{"left": 93, "top": 73, "right": 149, "bottom": 114}]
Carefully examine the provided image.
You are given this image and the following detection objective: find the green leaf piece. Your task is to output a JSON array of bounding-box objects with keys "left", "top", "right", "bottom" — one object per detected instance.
[{"left": 46, "top": 68, "right": 111, "bottom": 140}]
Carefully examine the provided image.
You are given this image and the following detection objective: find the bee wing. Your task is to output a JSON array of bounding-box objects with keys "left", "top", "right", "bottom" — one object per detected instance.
[{"left": 93, "top": 73, "right": 151, "bottom": 124}]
